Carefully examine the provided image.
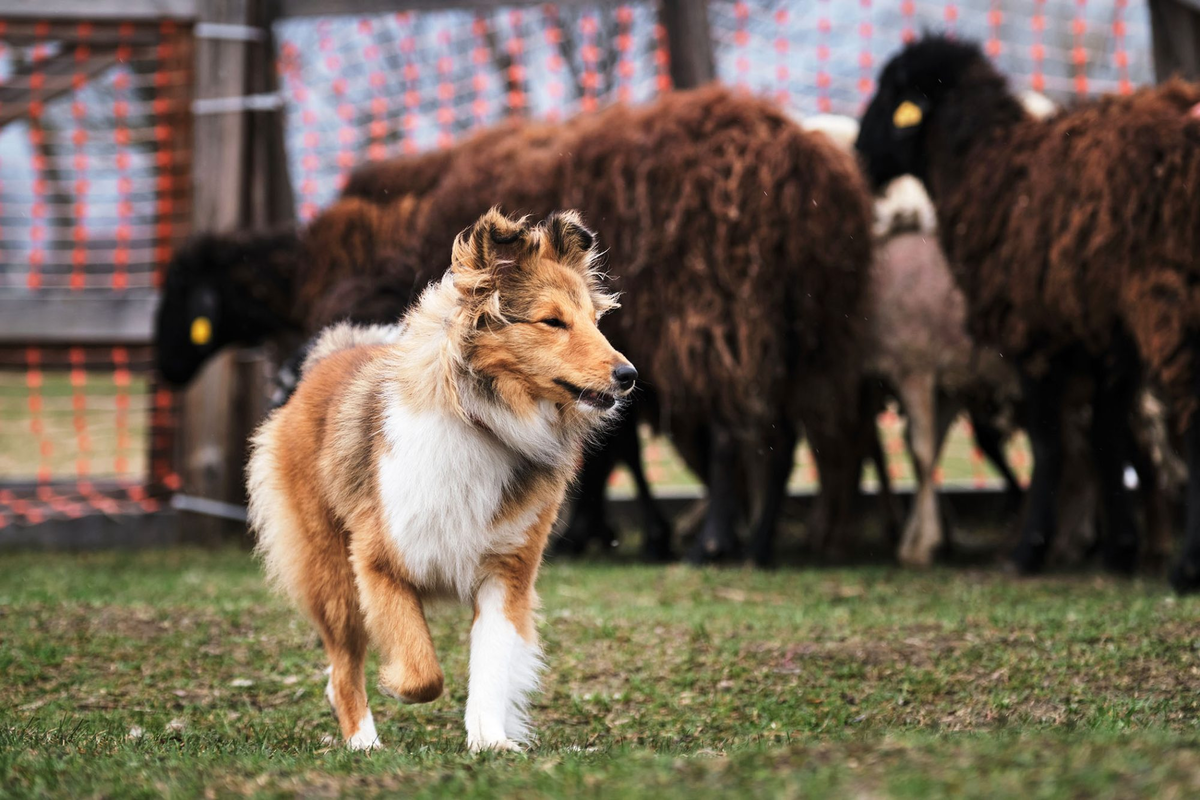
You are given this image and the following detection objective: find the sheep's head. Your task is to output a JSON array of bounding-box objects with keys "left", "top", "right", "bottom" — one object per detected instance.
[
  {"left": 856, "top": 35, "right": 988, "bottom": 188},
  {"left": 155, "top": 230, "right": 299, "bottom": 387}
]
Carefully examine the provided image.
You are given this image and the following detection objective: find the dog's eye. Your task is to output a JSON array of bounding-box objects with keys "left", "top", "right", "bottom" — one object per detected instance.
[{"left": 540, "top": 318, "right": 567, "bottom": 329}]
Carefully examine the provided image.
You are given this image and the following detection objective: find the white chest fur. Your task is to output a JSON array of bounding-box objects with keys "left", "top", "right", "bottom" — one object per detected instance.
[{"left": 377, "top": 403, "right": 543, "bottom": 598}]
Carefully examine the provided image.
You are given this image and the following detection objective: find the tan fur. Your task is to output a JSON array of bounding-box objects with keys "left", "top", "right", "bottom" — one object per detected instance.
[
  {"left": 248, "top": 209, "right": 630, "bottom": 750},
  {"left": 301, "top": 321, "right": 404, "bottom": 376}
]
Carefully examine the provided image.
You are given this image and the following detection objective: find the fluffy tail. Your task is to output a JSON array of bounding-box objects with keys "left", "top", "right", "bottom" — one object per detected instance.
[{"left": 300, "top": 321, "right": 404, "bottom": 377}]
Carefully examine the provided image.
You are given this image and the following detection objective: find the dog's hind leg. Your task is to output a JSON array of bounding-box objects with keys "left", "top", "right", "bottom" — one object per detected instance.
[
  {"left": 302, "top": 532, "right": 377, "bottom": 750},
  {"left": 349, "top": 540, "right": 444, "bottom": 708}
]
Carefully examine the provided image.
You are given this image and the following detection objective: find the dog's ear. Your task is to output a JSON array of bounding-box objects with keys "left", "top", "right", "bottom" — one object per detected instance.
[
  {"left": 452, "top": 207, "right": 530, "bottom": 278},
  {"left": 544, "top": 210, "right": 597, "bottom": 269}
]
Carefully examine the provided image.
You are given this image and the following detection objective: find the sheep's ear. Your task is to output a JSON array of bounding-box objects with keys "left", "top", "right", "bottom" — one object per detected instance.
[
  {"left": 451, "top": 207, "right": 530, "bottom": 276},
  {"left": 186, "top": 285, "right": 221, "bottom": 348},
  {"left": 891, "top": 97, "right": 927, "bottom": 138},
  {"left": 545, "top": 210, "right": 597, "bottom": 267}
]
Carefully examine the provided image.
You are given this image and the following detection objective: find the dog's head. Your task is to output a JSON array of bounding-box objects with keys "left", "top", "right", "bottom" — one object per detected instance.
[{"left": 451, "top": 208, "right": 635, "bottom": 417}]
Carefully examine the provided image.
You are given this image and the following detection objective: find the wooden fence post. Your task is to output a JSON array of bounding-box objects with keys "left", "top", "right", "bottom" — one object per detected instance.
[
  {"left": 180, "top": 0, "right": 265, "bottom": 542},
  {"left": 660, "top": 0, "right": 715, "bottom": 89},
  {"left": 1150, "top": 0, "right": 1200, "bottom": 81}
]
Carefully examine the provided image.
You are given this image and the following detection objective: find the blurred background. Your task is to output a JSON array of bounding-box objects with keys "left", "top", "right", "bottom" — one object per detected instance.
[{"left": 0, "top": 0, "right": 1184, "bottom": 548}]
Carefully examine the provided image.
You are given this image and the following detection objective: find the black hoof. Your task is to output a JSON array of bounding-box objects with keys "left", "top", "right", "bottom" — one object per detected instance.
[
  {"left": 641, "top": 533, "right": 676, "bottom": 563},
  {"left": 1101, "top": 538, "right": 1139, "bottom": 577},
  {"left": 750, "top": 549, "right": 777, "bottom": 569},
  {"left": 685, "top": 533, "right": 741, "bottom": 565},
  {"left": 1169, "top": 558, "right": 1200, "bottom": 595},
  {"left": 1008, "top": 541, "right": 1047, "bottom": 576}
]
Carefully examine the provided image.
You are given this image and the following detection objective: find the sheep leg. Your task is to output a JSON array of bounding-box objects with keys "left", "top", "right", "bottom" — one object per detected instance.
[
  {"left": 1009, "top": 367, "right": 1068, "bottom": 575},
  {"left": 870, "top": 421, "right": 902, "bottom": 548},
  {"left": 933, "top": 393, "right": 962, "bottom": 553},
  {"left": 749, "top": 421, "right": 799, "bottom": 568},
  {"left": 807, "top": 416, "right": 859, "bottom": 557},
  {"left": 1128, "top": 426, "right": 1171, "bottom": 573},
  {"left": 553, "top": 430, "right": 621, "bottom": 558},
  {"left": 685, "top": 425, "right": 741, "bottom": 564},
  {"left": 897, "top": 372, "right": 943, "bottom": 567},
  {"left": 968, "top": 406, "right": 1024, "bottom": 512},
  {"left": 1169, "top": 416, "right": 1200, "bottom": 594},
  {"left": 616, "top": 419, "right": 675, "bottom": 562},
  {"left": 1091, "top": 366, "right": 1141, "bottom": 575}
]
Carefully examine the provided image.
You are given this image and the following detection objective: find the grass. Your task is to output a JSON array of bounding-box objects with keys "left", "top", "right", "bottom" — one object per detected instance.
[{"left": 2, "top": 548, "right": 1199, "bottom": 798}]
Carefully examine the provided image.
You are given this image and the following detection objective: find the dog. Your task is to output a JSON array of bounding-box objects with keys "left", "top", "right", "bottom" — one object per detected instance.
[{"left": 247, "top": 208, "right": 635, "bottom": 752}]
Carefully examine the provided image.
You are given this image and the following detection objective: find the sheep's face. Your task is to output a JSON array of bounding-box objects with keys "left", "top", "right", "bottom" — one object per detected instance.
[
  {"left": 155, "top": 239, "right": 229, "bottom": 387},
  {"left": 856, "top": 36, "right": 984, "bottom": 188}
]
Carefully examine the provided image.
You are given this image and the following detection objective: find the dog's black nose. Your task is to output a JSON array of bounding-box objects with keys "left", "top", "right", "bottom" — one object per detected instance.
[{"left": 613, "top": 363, "right": 638, "bottom": 390}]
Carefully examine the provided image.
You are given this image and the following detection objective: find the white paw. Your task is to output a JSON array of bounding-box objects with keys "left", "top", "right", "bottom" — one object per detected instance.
[
  {"left": 346, "top": 732, "right": 384, "bottom": 752},
  {"left": 469, "top": 737, "right": 522, "bottom": 754},
  {"left": 345, "top": 709, "right": 382, "bottom": 752}
]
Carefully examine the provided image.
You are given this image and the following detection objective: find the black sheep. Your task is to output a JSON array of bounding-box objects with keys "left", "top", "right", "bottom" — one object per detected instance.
[{"left": 856, "top": 36, "right": 1200, "bottom": 590}]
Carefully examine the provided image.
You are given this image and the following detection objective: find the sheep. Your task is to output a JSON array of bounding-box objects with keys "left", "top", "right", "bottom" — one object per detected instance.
[
  {"left": 855, "top": 35, "right": 1200, "bottom": 590},
  {"left": 393, "top": 85, "right": 874, "bottom": 563},
  {"left": 865, "top": 230, "right": 1022, "bottom": 565},
  {"left": 155, "top": 228, "right": 304, "bottom": 386},
  {"left": 159, "top": 87, "right": 875, "bottom": 566},
  {"left": 800, "top": 113, "right": 1024, "bottom": 566},
  {"left": 154, "top": 196, "right": 424, "bottom": 388}
]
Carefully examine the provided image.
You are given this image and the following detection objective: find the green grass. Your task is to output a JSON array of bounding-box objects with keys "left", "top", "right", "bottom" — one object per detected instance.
[{"left": 2, "top": 548, "right": 1199, "bottom": 798}]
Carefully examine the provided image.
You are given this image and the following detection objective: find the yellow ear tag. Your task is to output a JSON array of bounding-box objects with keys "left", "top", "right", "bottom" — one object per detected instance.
[
  {"left": 893, "top": 100, "right": 923, "bottom": 128},
  {"left": 190, "top": 316, "right": 212, "bottom": 346}
]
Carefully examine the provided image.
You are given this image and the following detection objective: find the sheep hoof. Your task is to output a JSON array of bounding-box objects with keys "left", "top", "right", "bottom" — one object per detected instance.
[
  {"left": 1101, "top": 538, "right": 1139, "bottom": 577},
  {"left": 685, "top": 529, "right": 741, "bottom": 565},
  {"left": 750, "top": 550, "right": 776, "bottom": 570},
  {"left": 1007, "top": 541, "right": 1048, "bottom": 576},
  {"left": 641, "top": 531, "right": 676, "bottom": 563},
  {"left": 1168, "top": 559, "right": 1200, "bottom": 595}
]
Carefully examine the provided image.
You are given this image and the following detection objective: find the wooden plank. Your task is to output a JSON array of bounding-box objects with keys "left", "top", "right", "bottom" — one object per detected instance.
[
  {"left": 0, "top": 511, "right": 185, "bottom": 551},
  {"left": 0, "top": 295, "right": 158, "bottom": 345},
  {"left": 179, "top": 0, "right": 254, "bottom": 543},
  {"left": 659, "top": 0, "right": 715, "bottom": 89},
  {"left": 1150, "top": 0, "right": 1200, "bottom": 81},
  {"left": 280, "top": 0, "right": 624, "bottom": 18},
  {"left": 0, "top": 0, "right": 196, "bottom": 20}
]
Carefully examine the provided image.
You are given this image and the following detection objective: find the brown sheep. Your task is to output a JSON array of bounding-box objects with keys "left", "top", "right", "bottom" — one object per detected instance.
[
  {"left": 800, "top": 114, "right": 1026, "bottom": 567},
  {"left": 159, "top": 86, "right": 875, "bottom": 566},
  {"left": 157, "top": 128, "right": 674, "bottom": 561},
  {"left": 381, "top": 85, "right": 874, "bottom": 563},
  {"left": 856, "top": 35, "right": 1200, "bottom": 591}
]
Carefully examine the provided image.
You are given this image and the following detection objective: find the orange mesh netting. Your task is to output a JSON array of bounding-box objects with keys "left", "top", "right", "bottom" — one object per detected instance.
[{"left": 0, "top": 19, "right": 189, "bottom": 529}]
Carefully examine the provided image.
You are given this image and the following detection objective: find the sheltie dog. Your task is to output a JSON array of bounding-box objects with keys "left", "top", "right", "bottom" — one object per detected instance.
[{"left": 247, "top": 208, "right": 635, "bottom": 752}]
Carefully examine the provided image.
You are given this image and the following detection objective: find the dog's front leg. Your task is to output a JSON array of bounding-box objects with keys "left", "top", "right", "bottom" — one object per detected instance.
[{"left": 465, "top": 513, "right": 552, "bottom": 753}]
